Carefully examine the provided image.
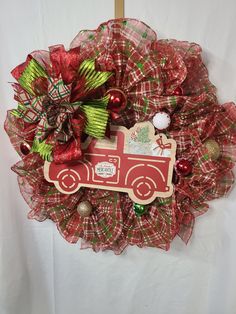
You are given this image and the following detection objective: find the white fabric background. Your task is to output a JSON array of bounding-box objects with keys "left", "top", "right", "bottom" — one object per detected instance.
[{"left": 1, "top": 0, "right": 236, "bottom": 313}]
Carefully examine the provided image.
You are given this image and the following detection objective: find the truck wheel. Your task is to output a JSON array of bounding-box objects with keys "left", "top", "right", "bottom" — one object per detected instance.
[
  {"left": 132, "top": 177, "right": 155, "bottom": 202},
  {"left": 57, "top": 169, "right": 80, "bottom": 193}
]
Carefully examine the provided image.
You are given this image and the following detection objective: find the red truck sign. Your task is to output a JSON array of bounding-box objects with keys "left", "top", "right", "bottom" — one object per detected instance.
[{"left": 44, "top": 122, "right": 176, "bottom": 204}]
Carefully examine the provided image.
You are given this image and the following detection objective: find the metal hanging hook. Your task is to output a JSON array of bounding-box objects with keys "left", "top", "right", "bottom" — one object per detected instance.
[{"left": 115, "top": 0, "right": 124, "bottom": 18}]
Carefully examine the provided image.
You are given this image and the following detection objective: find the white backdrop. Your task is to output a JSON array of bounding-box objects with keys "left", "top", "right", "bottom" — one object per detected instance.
[{"left": 1, "top": 1, "right": 236, "bottom": 313}]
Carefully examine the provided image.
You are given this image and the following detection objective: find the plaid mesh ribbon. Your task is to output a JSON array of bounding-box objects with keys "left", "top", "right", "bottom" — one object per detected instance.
[{"left": 4, "top": 18, "right": 236, "bottom": 254}]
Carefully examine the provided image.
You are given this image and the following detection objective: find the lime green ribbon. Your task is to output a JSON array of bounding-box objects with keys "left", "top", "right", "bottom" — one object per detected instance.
[
  {"left": 80, "top": 96, "right": 110, "bottom": 138},
  {"left": 18, "top": 58, "right": 48, "bottom": 96},
  {"left": 78, "top": 59, "right": 113, "bottom": 92}
]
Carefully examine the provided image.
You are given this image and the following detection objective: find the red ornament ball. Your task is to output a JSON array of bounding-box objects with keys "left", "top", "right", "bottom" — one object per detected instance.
[
  {"left": 175, "top": 159, "right": 192, "bottom": 176},
  {"left": 172, "top": 86, "right": 183, "bottom": 96},
  {"left": 106, "top": 88, "right": 127, "bottom": 113},
  {"left": 20, "top": 142, "right": 31, "bottom": 155}
]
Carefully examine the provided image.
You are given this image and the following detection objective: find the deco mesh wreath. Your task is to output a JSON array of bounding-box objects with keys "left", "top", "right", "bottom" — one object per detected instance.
[{"left": 4, "top": 19, "right": 236, "bottom": 254}]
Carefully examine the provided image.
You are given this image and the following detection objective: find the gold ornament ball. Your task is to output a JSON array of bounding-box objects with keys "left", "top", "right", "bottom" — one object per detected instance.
[
  {"left": 77, "top": 201, "right": 93, "bottom": 217},
  {"left": 204, "top": 139, "right": 221, "bottom": 161}
]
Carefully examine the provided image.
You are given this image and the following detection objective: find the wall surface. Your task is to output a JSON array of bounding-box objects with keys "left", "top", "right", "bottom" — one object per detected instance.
[{"left": 0, "top": 1, "right": 236, "bottom": 314}]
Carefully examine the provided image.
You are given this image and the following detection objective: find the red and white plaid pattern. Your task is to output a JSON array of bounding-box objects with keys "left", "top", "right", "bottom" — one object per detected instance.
[{"left": 48, "top": 76, "right": 71, "bottom": 103}]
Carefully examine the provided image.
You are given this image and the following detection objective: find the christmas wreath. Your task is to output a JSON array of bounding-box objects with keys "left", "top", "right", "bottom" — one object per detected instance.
[{"left": 5, "top": 18, "right": 236, "bottom": 254}]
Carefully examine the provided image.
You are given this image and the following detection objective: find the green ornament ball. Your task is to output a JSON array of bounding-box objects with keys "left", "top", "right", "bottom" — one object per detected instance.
[{"left": 133, "top": 203, "right": 147, "bottom": 216}]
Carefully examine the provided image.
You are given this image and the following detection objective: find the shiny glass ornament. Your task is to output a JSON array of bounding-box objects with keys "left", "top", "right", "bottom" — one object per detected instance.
[
  {"left": 175, "top": 159, "right": 193, "bottom": 176},
  {"left": 106, "top": 88, "right": 127, "bottom": 112},
  {"left": 133, "top": 203, "right": 147, "bottom": 216},
  {"left": 20, "top": 142, "right": 31, "bottom": 155}
]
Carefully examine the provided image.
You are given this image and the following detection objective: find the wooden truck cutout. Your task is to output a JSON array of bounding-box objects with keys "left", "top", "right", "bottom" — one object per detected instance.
[{"left": 44, "top": 122, "right": 176, "bottom": 204}]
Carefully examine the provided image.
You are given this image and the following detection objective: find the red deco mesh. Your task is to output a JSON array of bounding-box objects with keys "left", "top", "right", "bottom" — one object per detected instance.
[{"left": 4, "top": 18, "right": 236, "bottom": 254}]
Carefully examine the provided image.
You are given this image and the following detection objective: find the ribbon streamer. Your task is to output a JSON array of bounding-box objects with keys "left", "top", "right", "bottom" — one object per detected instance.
[
  {"left": 78, "top": 59, "right": 113, "bottom": 92},
  {"left": 31, "top": 139, "right": 53, "bottom": 161},
  {"left": 18, "top": 58, "right": 48, "bottom": 96},
  {"left": 81, "top": 96, "right": 110, "bottom": 138}
]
